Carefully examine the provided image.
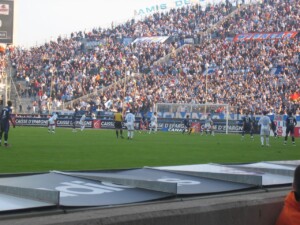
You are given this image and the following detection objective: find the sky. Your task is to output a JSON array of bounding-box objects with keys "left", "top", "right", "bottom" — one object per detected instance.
[{"left": 15, "top": 0, "right": 147, "bottom": 47}]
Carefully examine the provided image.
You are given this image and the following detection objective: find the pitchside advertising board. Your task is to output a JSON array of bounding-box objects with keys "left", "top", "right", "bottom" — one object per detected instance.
[
  {"left": 13, "top": 116, "right": 300, "bottom": 136},
  {"left": 0, "top": 0, "right": 13, "bottom": 44},
  {"left": 14, "top": 117, "right": 242, "bottom": 133}
]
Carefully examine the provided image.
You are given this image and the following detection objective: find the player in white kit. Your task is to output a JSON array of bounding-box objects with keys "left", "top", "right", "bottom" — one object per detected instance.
[
  {"left": 258, "top": 111, "right": 271, "bottom": 147},
  {"left": 202, "top": 115, "right": 214, "bottom": 136},
  {"left": 48, "top": 113, "right": 58, "bottom": 133},
  {"left": 149, "top": 112, "right": 158, "bottom": 134},
  {"left": 79, "top": 112, "right": 87, "bottom": 131},
  {"left": 125, "top": 109, "right": 135, "bottom": 140}
]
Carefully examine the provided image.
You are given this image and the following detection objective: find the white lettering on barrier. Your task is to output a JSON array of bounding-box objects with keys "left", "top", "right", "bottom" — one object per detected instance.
[
  {"left": 16, "top": 119, "right": 48, "bottom": 125},
  {"left": 157, "top": 178, "right": 200, "bottom": 186},
  {"left": 56, "top": 181, "right": 124, "bottom": 196},
  {"left": 101, "top": 182, "right": 133, "bottom": 189},
  {"left": 16, "top": 119, "right": 28, "bottom": 124},
  {"left": 57, "top": 120, "right": 70, "bottom": 125},
  {"left": 31, "top": 120, "right": 40, "bottom": 124},
  {"left": 169, "top": 128, "right": 184, "bottom": 132},
  {"left": 38, "top": 181, "right": 131, "bottom": 197},
  {"left": 101, "top": 121, "right": 114, "bottom": 128}
]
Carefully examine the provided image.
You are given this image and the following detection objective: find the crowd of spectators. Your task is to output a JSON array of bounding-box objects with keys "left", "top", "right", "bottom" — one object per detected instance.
[
  {"left": 77, "top": 0, "right": 235, "bottom": 43},
  {"left": 213, "top": 0, "right": 300, "bottom": 38},
  {"left": 5, "top": 0, "right": 300, "bottom": 116},
  {"left": 9, "top": 1, "right": 235, "bottom": 113}
]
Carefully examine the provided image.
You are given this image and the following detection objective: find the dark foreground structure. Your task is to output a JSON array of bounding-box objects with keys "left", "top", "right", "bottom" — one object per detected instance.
[
  {"left": 0, "top": 161, "right": 298, "bottom": 225},
  {"left": 0, "top": 186, "right": 288, "bottom": 225}
]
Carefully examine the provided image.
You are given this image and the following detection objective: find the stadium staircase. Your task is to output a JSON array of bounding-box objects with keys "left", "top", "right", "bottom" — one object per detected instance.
[
  {"left": 6, "top": 62, "right": 33, "bottom": 114},
  {"left": 12, "top": 80, "right": 33, "bottom": 113},
  {"left": 204, "top": 3, "right": 248, "bottom": 38}
]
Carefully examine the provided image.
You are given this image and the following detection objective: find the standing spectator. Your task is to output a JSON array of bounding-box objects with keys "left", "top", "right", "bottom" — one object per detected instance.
[
  {"left": 276, "top": 165, "right": 300, "bottom": 225},
  {"left": 284, "top": 111, "right": 297, "bottom": 146},
  {"left": 32, "top": 101, "right": 37, "bottom": 114},
  {"left": 0, "top": 100, "right": 16, "bottom": 147},
  {"left": 27, "top": 105, "right": 31, "bottom": 113},
  {"left": 19, "top": 104, "right": 22, "bottom": 113}
]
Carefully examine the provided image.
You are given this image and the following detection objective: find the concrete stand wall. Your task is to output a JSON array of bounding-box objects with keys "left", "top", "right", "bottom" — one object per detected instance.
[{"left": 0, "top": 187, "right": 289, "bottom": 225}]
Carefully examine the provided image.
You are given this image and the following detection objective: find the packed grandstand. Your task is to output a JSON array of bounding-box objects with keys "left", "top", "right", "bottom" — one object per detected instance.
[{"left": 1, "top": 0, "right": 300, "bottom": 117}]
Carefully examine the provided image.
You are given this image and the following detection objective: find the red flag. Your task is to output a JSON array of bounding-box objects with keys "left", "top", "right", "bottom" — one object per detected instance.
[{"left": 290, "top": 92, "right": 300, "bottom": 102}]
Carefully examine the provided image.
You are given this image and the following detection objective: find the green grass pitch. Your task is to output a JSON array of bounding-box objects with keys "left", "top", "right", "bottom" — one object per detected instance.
[{"left": 0, "top": 127, "right": 298, "bottom": 174}]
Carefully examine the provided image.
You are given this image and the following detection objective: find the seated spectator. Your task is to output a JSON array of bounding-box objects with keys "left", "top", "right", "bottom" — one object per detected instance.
[{"left": 276, "top": 165, "right": 300, "bottom": 225}]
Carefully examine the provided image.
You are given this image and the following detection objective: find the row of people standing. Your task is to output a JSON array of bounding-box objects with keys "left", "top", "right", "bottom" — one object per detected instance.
[
  {"left": 113, "top": 108, "right": 136, "bottom": 140},
  {"left": 113, "top": 109, "right": 158, "bottom": 139},
  {"left": 243, "top": 111, "right": 297, "bottom": 147},
  {"left": 71, "top": 107, "right": 87, "bottom": 132}
]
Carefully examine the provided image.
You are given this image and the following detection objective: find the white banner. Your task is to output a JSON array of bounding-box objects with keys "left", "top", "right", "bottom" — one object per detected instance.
[{"left": 132, "top": 36, "right": 169, "bottom": 44}]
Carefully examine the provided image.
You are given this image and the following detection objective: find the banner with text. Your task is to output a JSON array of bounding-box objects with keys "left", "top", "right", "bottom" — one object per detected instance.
[
  {"left": 132, "top": 36, "right": 169, "bottom": 44},
  {"left": 233, "top": 32, "right": 298, "bottom": 42}
]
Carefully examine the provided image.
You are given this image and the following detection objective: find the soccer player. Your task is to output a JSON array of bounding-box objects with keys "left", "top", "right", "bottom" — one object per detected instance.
[
  {"left": 0, "top": 100, "right": 16, "bottom": 147},
  {"left": 182, "top": 115, "right": 192, "bottom": 135},
  {"left": 202, "top": 115, "right": 214, "bottom": 136},
  {"left": 149, "top": 112, "right": 158, "bottom": 134},
  {"left": 284, "top": 111, "right": 297, "bottom": 146},
  {"left": 258, "top": 111, "right": 271, "bottom": 147},
  {"left": 241, "top": 111, "right": 254, "bottom": 140},
  {"left": 79, "top": 112, "right": 87, "bottom": 131},
  {"left": 139, "top": 115, "right": 148, "bottom": 134},
  {"left": 271, "top": 120, "right": 278, "bottom": 138},
  {"left": 48, "top": 112, "right": 58, "bottom": 133},
  {"left": 72, "top": 107, "right": 79, "bottom": 132},
  {"left": 114, "top": 108, "right": 124, "bottom": 138},
  {"left": 125, "top": 109, "right": 135, "bottom": 140}
]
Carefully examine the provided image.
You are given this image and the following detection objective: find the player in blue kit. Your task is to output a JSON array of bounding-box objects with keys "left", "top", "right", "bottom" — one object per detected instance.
[
  {"left": 241, "top": 111, "right": 254, "bottom": 140},
  {"left": 284, "top": 111, "right": 297, "bottom": 146},
  {"left": 182, "top": 115, "right": 192, "bottom": 135},
  {"left": 0, "top": 101, "right": 16, "bottom": 147}
]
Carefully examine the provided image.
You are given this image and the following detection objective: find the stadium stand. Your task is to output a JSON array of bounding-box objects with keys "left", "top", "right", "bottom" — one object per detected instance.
[{"left": 5, "top": 0, "right": 300, "bottom": 117}]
